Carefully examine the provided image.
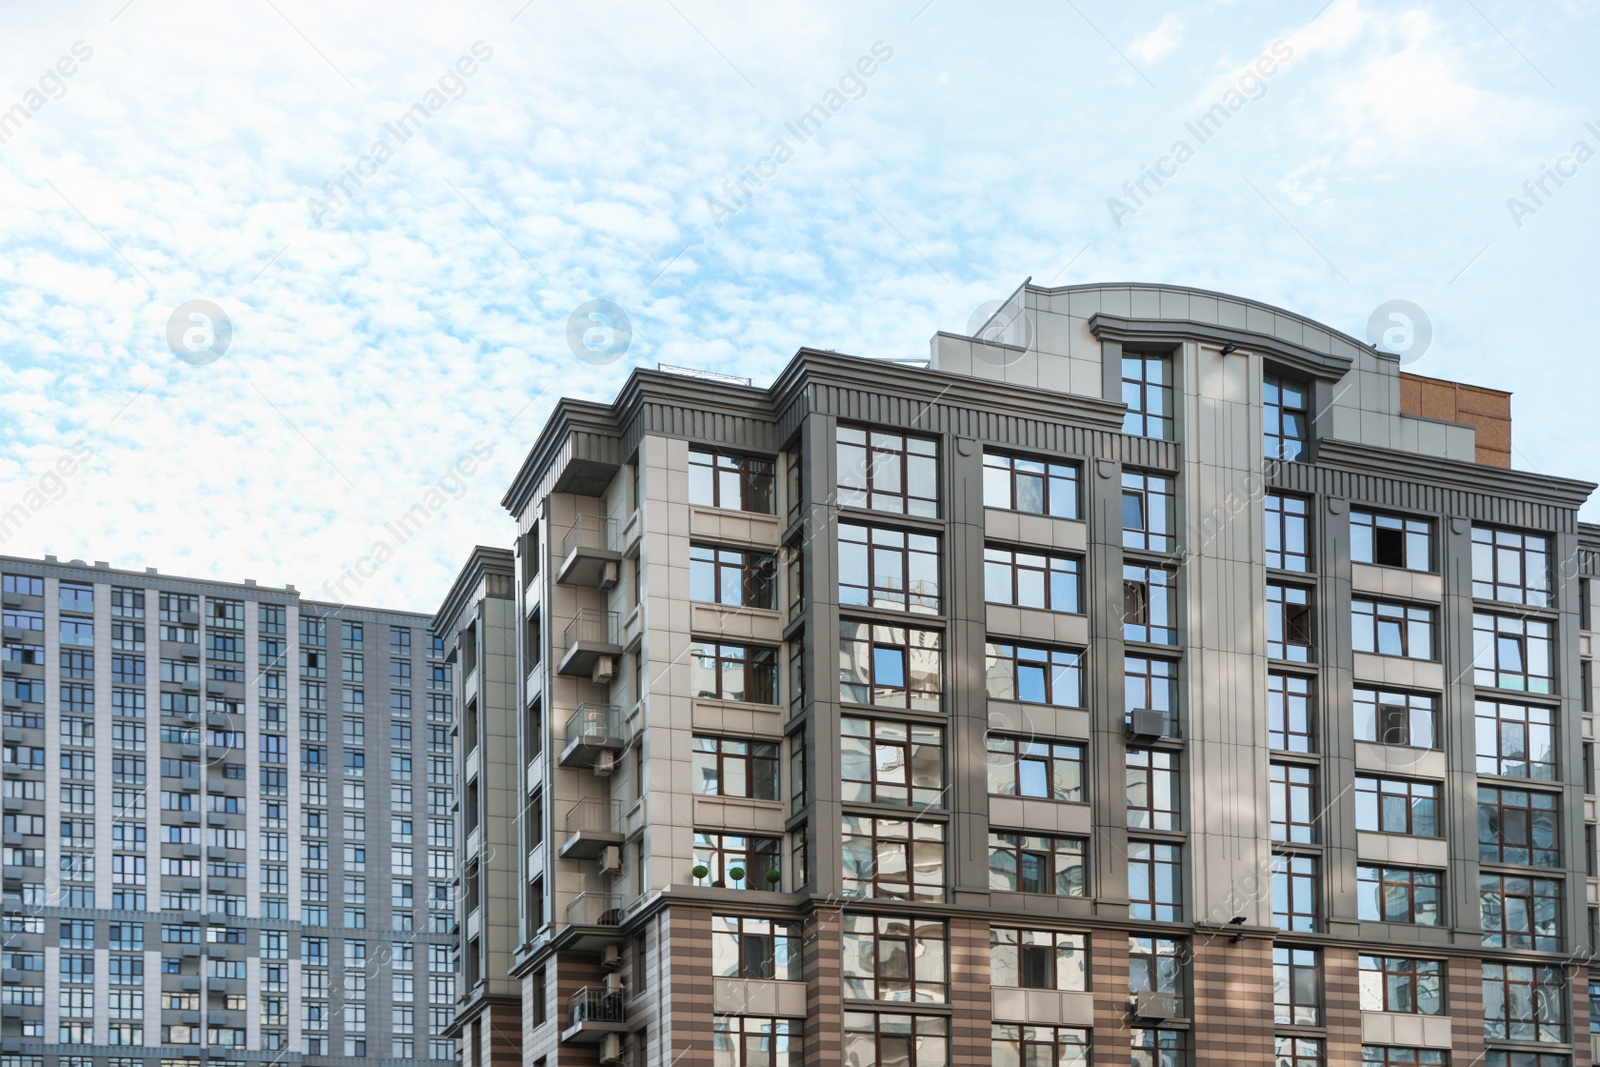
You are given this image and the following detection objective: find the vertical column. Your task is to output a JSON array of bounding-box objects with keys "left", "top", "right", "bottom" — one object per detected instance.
[{"left": 1191, "top": 937, "right": 1273, "bottom": 1063}]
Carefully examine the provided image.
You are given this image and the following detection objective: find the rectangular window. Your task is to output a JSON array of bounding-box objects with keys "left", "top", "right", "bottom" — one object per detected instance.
[
  {"left": 688, "top": 448, "right": 776, "bottom": 513},
  {"left": 711, "top": 916, "right": 801, "bottom": 981},
  {"left": 690, "top": 544, "right": 777, "bottom": 609},
  {"left": 1480, "top": 873, "right": 1561, "bottom": 952},
  {"left": 841, "top": 913, "right": 947, "bottom": 1002},
  {"left": 1122, "top": 562, "right": 1176, "bottom": 643},
  {"left": 836, "top": 427, "right": 939, "bottom": 517},
  {"left": 989, "top": 928, "right": 1086, "bottom": 991},
  {"left": 691, "top": 641, "right": 778, "bottom": 704},
  {"left": 1473, "top": 526, "right": 1551, "bottom": 606},
  {"left": 1359, "top": 956, "right": 1443, "bottom": 1015},
  {"left": 1355, "top": 776, "right": 1439, "bottom": 836},
  {"left": 1355, "top": 687, "right": 1437, "bottom": 749},
  {"left": 1127, "top": 840, "right": 1182, "bottom": 921},
  {"left": 1270, "top": 763, "right": 1318, "bottom": 843},
  {"left": 840, "top": 622, "right": 941, "bottom": 711},
  {"left": 1122, "top": 471, "right": 1175, "bottom": 552},
  {"left": 1266, "top": 493, "right": 1311, "bottom": 571},
  {"left": 1268, "top": 583, "right": 1314, "bottom": 662},
  {"left": 1361, "top": 1048, "right": 1445, "bottom": 1066},
  {"left": 838, "top": 523, "right": 940, "bottom": 614},
  {"left": 986, "top": 641, "right": 1082, "bottom": 708},
  {"left": 985, "top": 546, "right": 1080, "bottom": 614},
  {"left": 1265, "top": 372, "right": 1309, "bottom": 462},
  {"left": 842, "top": 1013, "right": 945, "bottom": 1067},
  {"left": 1129, "top": 936, "right": 1186, "bottom": 1014},
  {"left": 1275, "top": 1037, "right": 1322, "bottom": 1067},
  {"left": 841, "top": 816, "right": 944, "bottom": 901},
  {"left": 691, "top": 736, "right": 779, "bottom": 800},
  {"left": 1272, "top": 853, "right": 1319, "bottom": 931},
  {"left": 982, "top": 452, "right": 1079, "bottom": 518},
  {"left": 841, "top": 716, "right": 944, "bottom": 807},
  {"left": 1125, "top": 749, "right": 1180, "bottom": 830},
  {"left": 1476, "top": 699, "right": 1557, "bottom": 778},
  {"left": 712, "top": 1017, "right": 799, "bottom": 1066},
  {"left": 1122, "top": 353, "right": 1173, "bottom": 439},
  {"left": 1479, "top": 785, "right": 1558, "bottom": 865},
  {"left": 1353, "top": 599, "right": 1435, "bottom": 659},
  {"left": 988, "top": 831, "right": 1085, "bottom": 897},
  {"left": 1474, "top": 613, "right": 1554, "bottom": 693},
  {"left": 1268, "top": 672, "right": 1315, "bottom": 752},
  {"left": 691, "top": 831, "right": 782, "bottom": 892},
  {"left": 1352, "top": 510, "right": 1433, "bottom": 571},
  {"left": 1483, "top": 962, "right": 1566, "bottom": 1043},
  {"left": 1357, "top": 866, "right": 1441, "bottom": 925},
  {"left": 993, "top": 1024, "right": 1090, "bottom": 1064},
  {"left": 1124, "top": 655, "right": 1179, "bottom": 736},
  {"left": 1274, "top": 946, "right": 1321, "bottom": 1025},
  {"left": 985, "top": 735, "right": 1084, "bottom": 802}
]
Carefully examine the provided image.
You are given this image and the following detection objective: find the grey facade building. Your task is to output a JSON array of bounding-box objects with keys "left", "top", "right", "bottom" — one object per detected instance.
[
  {"left": 0, "top": 556, "right": 457, "bottom": 1067},
  {"left": 477, "top": 281, "right": 1600, "bottom": 1066}
]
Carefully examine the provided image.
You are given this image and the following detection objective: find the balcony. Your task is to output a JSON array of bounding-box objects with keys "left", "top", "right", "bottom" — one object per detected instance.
[
  {"left": 558, "top": 704, "right": 627, "bottom": 769},
  {"left": 566, "top": 891, "right": 626, "bottom": 930},
  {"left": 557, "top": 611, "right": 622, "bottom": 678},
  {"left": 559, "top": 798, "right": 622, "bottom": 860},
  {"left": 563, "top": 983, "right": 628, "bottom": 1043},
  {"left": 557, "top": 516, "right": 621, "bottom": 588}
]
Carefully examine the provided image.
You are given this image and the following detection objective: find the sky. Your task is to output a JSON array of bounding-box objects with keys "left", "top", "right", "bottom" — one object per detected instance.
[{"left": 1, "top": 0, "right": 1597, "bottom": 614}]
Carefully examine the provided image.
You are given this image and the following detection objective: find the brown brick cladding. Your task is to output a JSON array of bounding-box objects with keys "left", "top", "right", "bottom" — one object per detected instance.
[
  {"left": 1322, "top": 947, "right": 1362, "bottom": 1064},
  {"left": 461, "top": 999, "right": 523, "bottom": 1067},
  {"left": 949, "top": 917, "right": 991, "bottom": 1065},
  {"left": 1092, "top": 928, "right": 1133, "bottom": 1066},
  {"left": 662, "top": 905, "right": 715, "bottom": 1066},
  {"left": 1192, "top": 935, "right": 1274, "bottom": 1061},
  {"left": 802, "top": 904, "right": 844, "bottom": 1065}
]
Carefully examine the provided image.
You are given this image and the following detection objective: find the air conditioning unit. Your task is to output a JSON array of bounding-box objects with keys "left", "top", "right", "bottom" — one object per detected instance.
[
  {"left": 1133, "top": 991, "right": 1179, "bottom": 1020},
  {"left": 597, "top": 846, "right": 623, "bottom": 877},
  {"left": 593, "top": 751, "right": 617, "bottom": 778},
  {"left": 1126, "top": 709, "right": 1168, "bottom": 739},
  {"left": 599, "top": 1033, "right": 625, "bottom": 1066},
  {"left": 592, "top": 656, "right": 617, "bottom": 685},
  {"left": 602, "top": 972, "right": 627, "bottom": 999},
  {"left": 600, "top": 943, "right": 623, "bottom": 971},
  {"left": 598, "top": 561, "right": 620, "bottom": 592}
]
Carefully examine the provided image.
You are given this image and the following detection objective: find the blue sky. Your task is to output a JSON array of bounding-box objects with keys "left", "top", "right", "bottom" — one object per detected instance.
[{"left": 1, "top": 0, "right": 1597, "bottom": 612}]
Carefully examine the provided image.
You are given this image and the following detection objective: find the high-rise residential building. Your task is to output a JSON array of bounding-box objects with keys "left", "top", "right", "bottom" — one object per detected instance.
[
  {"left": 478, "top": 281, "right": 1600, "bottom": 1066},
  {"left": 0, "top": 556, "right": 457, "bottom": 1067}
]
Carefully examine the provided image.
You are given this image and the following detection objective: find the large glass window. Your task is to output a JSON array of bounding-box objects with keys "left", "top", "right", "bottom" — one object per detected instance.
[
  {"left": 1355, "top": 776, "right": 1439, "bottom": 836},
  {"left": 691, "top": 736, "right": 779, "bottom": 800},
  {"left": 986, "top": 546, "right": 1081, "bottom": 613},
  {"left": 839, "top": 623, "right": 942, "bottom": 712},
  {"left": 1122, "top": 472, "right": 1175, "bottom": 552},
  {"left": 1476, "top": 700, "right": 1557, "bottom": 779},
  {"left": 1361, "top": 1051, "right": 1446, "bottom": 1067},
  {"left": 1473, "top": 526, "right": 1551, "bottom": 606},
  {"left": 1479, "top": 785, "right": 1558, "bottom": 866},
  {"left": 1124, "top": 655, "right": 1179, "bottom": 736},
  {"left": 1353, "top": 599, "right": 1434, "bottom": 660},
  {"left": 1268, "top": 672, "right": 1315, "bottom": 752},
  {"left": 1275, "top": 1037, "right": 1322, "bottom": 1067},
  {"left": 1474, "top": 613, "right": 1553, "bottom": 693},
  {"left": 711, "top": 916, "right": 801, "bottom": 980},
  {"left": 689, "top": 448, "right": 776, "bottom": 513},
  {"left": 983, "top": 452, "right": 1078, "bottom": 518},
  {"left": 1272, "top": 853, "right": 1319, "bottom": 931},
  {"left": 1480, "top": 873, "right": 1561, "bottom": 952},
  {"left": 988, "top": 832, "right": 1086, "bottom": 897},
  {"left": 1270, "top": 763, "right": 1318, "bottom": 843},
  {"left": 692, "top": 832, "right": 782, "bottom": 892},
  {"left": 985, "top": 736, "right": 1084, "bottom": 802},
  {"left": 986, "top": 642, "right": 1082, "bottom": 708},
  {"left": 1355, "top": 688, "right": 1437, "bottom": 749},
  {"left": 1274, "top": 946, "right": 1321, "bottom": 1025},
  {"left": 836, "top": 427, "right": 939, "bottom": 517},
  {"left": 840, "top": 816, "right": 944, "bottom": 901},
  {"left": 1264, "top": 372, "right": 1309, "bottom": 462},
  {"left": 989, "top": 928, "right": 1086, "bottom": 991},
  {"left": 838, "top": 523, "right": 940, "bottom": 614},
  {"left": 1351, "top": 510, "right": 1433, "bottom": 571},
  {"left": 1126, "top": 749, "right": 1180, "bottom": 830},
  {"left": 1122, "top": 353, "right": 1173, "bottom": 440},
  {"left": 1130, "top": 1028, "right": 1186, "bottom": 1067},
  {"left": 1122, "top": 562, "right": 1176, "bottom": 643},
  {"left": 840, "top": 717, "right": 944, "bottom": 808},
  {"left": 993, "top": 1024, "right": 1089, "bottom": 1066},
  {"left": 841, "top": 914, "right": 947, "bottom": 1003},
  {"left": 712, "top": 1017, "right": 799, "bottom": 1067},
  {"left": 1483, "top": 962, "right": 1566, "bottom": 1043},
  {"left": 1268, "top": 584, "right": 1314, "bottom": 662},
  {"left": 690, "top": 545, "right": 776, "bottom": 609},
  {"left": 842, "top": 1013, "right": 946, "bottom": 1067},
  {"left": 1129, "top": 936, "right": 1186, "bottom": 1015},
  {"left": 1359, "top": 956, "right": 1443, "bottom": 1015},
  {"left": 1127, "top": 840, "right": 1182, "bottom": 922},
  {"left": 1357, "top": 866, "right": 1441, "bottom": 926},
  {"left": 1266, "top": 494, "right": 1311, "bottom": 571},
  {"left": 691, "top": 642, "right": 778, "bottom": 705}
]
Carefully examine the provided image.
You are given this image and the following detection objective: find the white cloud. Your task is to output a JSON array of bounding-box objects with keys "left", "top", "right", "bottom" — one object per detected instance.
[{"left": 1128, "top": 13, "right": 1184, "bottom": 64}]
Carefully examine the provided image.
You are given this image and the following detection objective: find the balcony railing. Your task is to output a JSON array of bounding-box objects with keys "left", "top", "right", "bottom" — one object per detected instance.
[
  {"left": 568, "top": 984, "right": 626, "bottom": 1029},
  {"left": 566, "top": 891, "right": 625, "bottom": 928},
  {"left": 563, "top": 610, "right": 619, "bottom": 652},
  {"left": 559, "top": 704, "right": 627, "bottom": 769},
  {"left": 562, "top": 515, "right": 618, "bottom": 559},
  {"left": 564, "top": 797, "right": 621, "bottom": 837}
]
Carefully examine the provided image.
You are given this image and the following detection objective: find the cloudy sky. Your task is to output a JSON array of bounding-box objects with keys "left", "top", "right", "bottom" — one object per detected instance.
[{"left": 1, "top": 0, "right": 1596, "bottom": 613}]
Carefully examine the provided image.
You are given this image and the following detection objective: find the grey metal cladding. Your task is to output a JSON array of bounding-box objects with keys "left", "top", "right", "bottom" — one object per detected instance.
[{"left": 1088, "top": 311, "right": 1355, "bottom": 382}]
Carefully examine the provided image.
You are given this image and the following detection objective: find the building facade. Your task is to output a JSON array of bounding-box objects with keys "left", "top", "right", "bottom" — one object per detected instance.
[
  {"left": 486, "top": 281, "right": 1600, "bottom": 1066},
  {"left": 0, "top": 557, "right": 457, "bottom": 1067}
]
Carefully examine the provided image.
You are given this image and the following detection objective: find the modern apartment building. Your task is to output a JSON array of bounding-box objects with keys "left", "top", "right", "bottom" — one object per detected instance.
[
  {"left": 465, "top": 280, "right": 1600, "bottom": 1067},
  {"left": 0, "top": 557, "right": 458, "bottom": 1067}
]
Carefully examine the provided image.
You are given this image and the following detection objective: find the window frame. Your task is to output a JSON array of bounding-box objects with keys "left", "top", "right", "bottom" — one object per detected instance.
[
  {"left": 1351, "top": 509, "right": 1433, "bottom": 572},
  {"left": 840, "top": 815, "right": 944, "bottom": 902},
  {"left": 1121, "top": 471, "right": 1175, "bottom": 553},
  {"left": 982, "top": 451, "right": 1079, "bottom": 519},
  {"left": 985, "top": 642, "right": 1083, "bottom": 709},
  {"left": 838, "top": 522, "right": 941, "bottom": 615},
  {"left": 840, "top": 912, "right": 948, "bottom": 1003},
  {"left": 691, "top": 641, "right": 779, "bottom": 705},
  {"left": 840, "top": 716, "right": 945, "bottom": 808},
  {"left": 1353, "top": 598, "right": 1436, "bottom": 660},
  {"left": 1272, "top": 852, "right": 1320, "bottom": 932},
  {"left": 1479, "top": 872, "right": 1562, "bottom": 952},
  {"left": 1266, "top": 493, "right": 1312, "bottom": 571},
  {"left": 839, "top": 621, "right": 942, "bottom": 712},
  {"left": 1482, "top": 961, "right": 1567, "bottom": 1043},
  {"left": 1473, "top": 612, "right": 1554, "bottom": 694},
  {"left": 1473, "top": 525, "right": 1551, "bottom": 607},
  {"left": 1121, "top": 352, "right": 1174, "bottom": 440},
  {"left": 1476, "top": 699, "right": 1557, "bottom": 779},
  {"left": 1270, "top": 762, "right": 1318, "bottom": 844},
  {"left": 1358, "top": 956, "right": 1444, "bottom": 1016},
  {"left": 1125, "top": 748, "right": 1181, "bottom": 831},
  {"left": 985, "top": 734, "right": 1085, "bottom": 803},
  {"left": 691, "top": 735, "right": 780, "bottom": 801},
  {"left": 1122, "top": 561, "right": 1177, "bottom": 644},
  {"left": 689, "top": 544, "right": 777, "bottom": 610},
  {"left": 1127, "top": 839, "right": 1182, "bottom": 922},
  {"left": 987, "top": 831, "right": 1086, "bottom": 897},
  {"left": 1357, "top": 865, "right": 1442, "bottom": 926},
  {"left": 989, "top": 927, "right": 1087, "bottom": 992},
  {"left": 688, "top": 448, "right": 776, "bottom": 514},
  {"left": 1478, "top": 784, "right": 1559, "bottom": 866},
  {"left": 985, "top": 545, "right": 1082, "bottom": 614},
  {"left": 1354, "top": 687, "right": 1438, "bottom": 749},
  {"left": 1264, "top": 371, "right": 1310, "bottom": 462},
  {"left": 1267, "top": 583, "right": 1314, "bottom": 662},
  {"left": 836, "top": 427, "right": 939, "bottom": 518},
  {"left": 711, "top": 915, "right": 801, "bottom": 981},
  {"left": 1273, "top": 945, "right": 1321, "bottom": 1026},
  {"left": 1354, "top": 775, "right": 1440, "bottom": 837}
]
